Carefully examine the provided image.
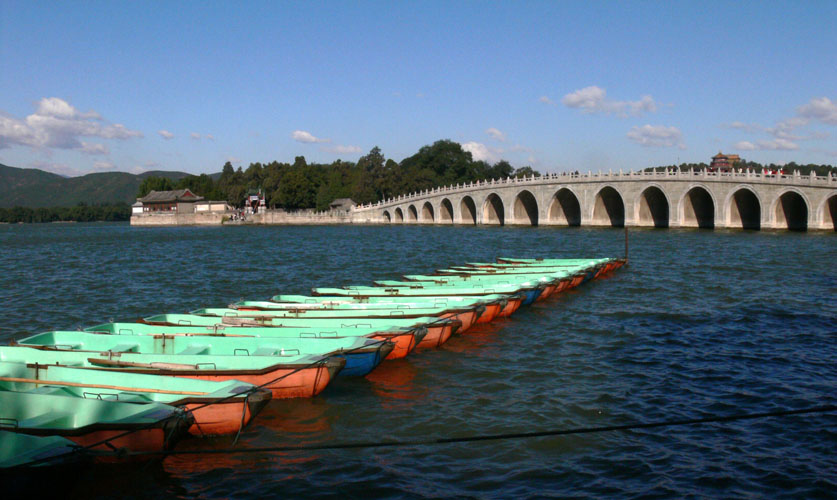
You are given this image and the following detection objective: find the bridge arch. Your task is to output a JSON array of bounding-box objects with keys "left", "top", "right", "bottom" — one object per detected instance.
[
  {"left": 636, "top": 184, "right": 670, "bottom": 228},
  {"left": 547, "top": 188, "right": 581, "bottom": 226},
  {"left": 394, "top": 207, "right": 404, "bottom": 223},
  {"left": 591, "top": 185, "right": 625, "bottom": 227},
  {"left": 422, "top": 201, "right": 435, "bottom": 223},
  {"left": 382, "top": 210, "right": 391, "bottom": 223},
  {"left": 482, "top": 193, "right": 505, "bottom": 225},
  {"left": 680, "top": 185, "right": 715, "bottom": 229},
  {"left": 459, "top": 196, "right": 477, "bottom": 225},
  {"left": 726, "top": 186, "right": 761, "bottom": 230},
  {"left": 772, "top": 189, "right": 809, "bottom": 231},
  {"left": 407, "top": 204, "right": 418, "bottom": 223},
  {"left": 438, "top": 198, "right": 454, "bottom": 223},
  {"left": 512, "top": 189, "right": 539, "bottom": 226},
  {"left": 819, "top": 194, "right": 837, "bottom": 231}
]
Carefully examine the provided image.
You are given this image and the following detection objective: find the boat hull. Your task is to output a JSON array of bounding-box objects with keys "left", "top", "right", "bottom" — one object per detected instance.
[
  {"left": 332, "top": 342, "right": 393, "bottom": 377},
  {"left": 372, "top": 330, "right": 423, "bottom": 360},
  {"left": 183, "top": 388, "right": 272, "bottom": 437},
  {"left": 127, "top": 358, "right": 346, "bottom": 399},
  {"left": 415, "top": 320, "right": 460, "bottom": 349}
]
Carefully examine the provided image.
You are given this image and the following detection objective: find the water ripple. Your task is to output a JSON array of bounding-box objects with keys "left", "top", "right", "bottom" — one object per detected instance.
[{"left": 0, "top": 223, "right": 835, "bottom": 498}]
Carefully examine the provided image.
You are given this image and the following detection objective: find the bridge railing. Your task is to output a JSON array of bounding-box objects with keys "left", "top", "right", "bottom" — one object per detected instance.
[{"left": 354, "top": 168, "right": 836, "bottom": 210}]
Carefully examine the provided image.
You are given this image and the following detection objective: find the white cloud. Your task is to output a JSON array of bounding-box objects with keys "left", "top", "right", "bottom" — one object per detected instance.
[
  {"left": 323, "top": 144, "right": 362, "bottom": 154},
  {"left": 626, "top": 125, "right": 684, "bottom": 148},
  {"left": 562, "top": 86, "right": 657, "bottom": 117},
  {"left": 79, "top": 142, "right": 109, "bottom": 155},
  {"left": 30, "top": 160, "right": 84, "bottom": 177},
  {"left": 539, "top": 96, "right": 554, "bottom": 105},
  {"left": 462, "top": 142, "right": 503, "bottom": 163},
  {"left": 92, "top": 160, "right": 116, "bottom": 171},
  {"left": 226, "top": 156, "right": 242, "bottom": 163},
  {"left": 486, "top": 128, "right": 506, "bottom": 142},
  {"left": 189, "top": 132, "right": 214, "bottom": 141},
  {"left": 736, "top": 139, "right": 798, "bottom": 151},
  {"left": 726, "top": 97, "right": 836, "bottom": 149},
  {"left": 0, "top": 97, "right": 142, "bottom": 151},
  {"left": 158, "top": 130, "right": 174, "bottom": 140},
  {"left": 797, "top": 97, "right": 837, "bottom": 125},
  {"left": 727, "top": 121, "right": 761, "bottom": 133},
  {"left": 767, "top": 117, "right": 809, "bottom": 140},
  {"left": 509, "top": 144, "right": 532, "bottom": 153},
  {"left": 292, "top": 130, "right": 330, "bottom": 143}
]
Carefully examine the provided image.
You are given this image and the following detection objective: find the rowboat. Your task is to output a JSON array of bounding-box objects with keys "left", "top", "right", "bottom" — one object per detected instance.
[
  {"left": 0, "top": 391, "right": 193, "bottom": 456},
  {"left": 453, "top": 259, "right": 610, "bottom": 283},
  {"left": 0, "top": 345, "right": 342, "bottom": 399},
  {"left": 263, "top": 294, "right": 516, "bottom": 322},
  {"left": 436, "top": 266, "right": 592, "bottom": 290},
  {"left": 232, "top": 300, "right": 485, "bottom": 334},
  {"left": 0, "top": 359, "right": 272, "bottom": 437},
  {"left": 230, "top": 302, "right": 479, "bottom": 333},
  {"left": 89, "top": 322, "right": 401, "bottom": 367},
  {"left": 139, "top": 314, "right": 443, "bottom": 355},
  {"left": 496, "top": 257, "right": 625, "bottom": 273},
  {"left": 313, "top": 282, "right": 545, "bottom": 308},
  {"left": 15, "top": 330, "right": 390, "bottom": 378},
  {"left": 143, "top": 313, "right": 453, "bottom": 348},
  {"left": 372, "top": 275, "right": 561, "bottom": 303},
  {"left": 0, "top": 431, "right": 89, "bottom": 469},
  {"left": 399, "top": 274, "right": 568, "bottom": 300},
  {"left": 95, "top": 320, "right": 421, "bottom": 361},
  {"left": 268, "top": 294, "right": 523, "bottom": 319}
]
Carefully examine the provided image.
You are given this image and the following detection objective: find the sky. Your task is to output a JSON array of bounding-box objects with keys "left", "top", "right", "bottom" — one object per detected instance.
[{"left": 1, "top": 1, "right": 836, "bottom": 177}]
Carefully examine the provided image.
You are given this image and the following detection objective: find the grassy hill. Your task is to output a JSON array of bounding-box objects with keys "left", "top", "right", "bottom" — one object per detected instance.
[{"left": 0, "top": 164, "right": 193, "bottom": 208}]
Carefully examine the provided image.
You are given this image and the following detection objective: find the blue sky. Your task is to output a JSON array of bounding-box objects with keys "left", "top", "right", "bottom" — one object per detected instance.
[{"left": 1, "top": 1, "right": 835, "bottom": 176}]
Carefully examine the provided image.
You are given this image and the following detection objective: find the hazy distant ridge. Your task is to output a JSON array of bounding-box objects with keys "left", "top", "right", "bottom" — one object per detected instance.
[{"left": 0, "top": 164, "right": 193, "bottom": 208}]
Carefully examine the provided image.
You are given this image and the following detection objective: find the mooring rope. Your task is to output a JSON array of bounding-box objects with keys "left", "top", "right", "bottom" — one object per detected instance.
[
  {"left": 11, "top": 337, "right": 393, "bottom": 468},
  {"left": 98, "top": 403, "right": 837, "bottom": 458}
]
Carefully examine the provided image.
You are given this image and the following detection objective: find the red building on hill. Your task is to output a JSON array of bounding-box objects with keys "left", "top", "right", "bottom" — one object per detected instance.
[{"left": 709, "top": 152, "right": 741, "bottom": 172}]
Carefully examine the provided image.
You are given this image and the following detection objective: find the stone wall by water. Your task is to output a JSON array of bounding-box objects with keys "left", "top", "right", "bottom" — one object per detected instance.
[{"left": 130, "top": 209, "right": 361, "bottom": 226}]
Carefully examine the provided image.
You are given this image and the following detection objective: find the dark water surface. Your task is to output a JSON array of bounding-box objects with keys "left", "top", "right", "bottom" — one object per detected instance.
[{"left": 1, "top": 223, "right": 835, "bottom": 498}]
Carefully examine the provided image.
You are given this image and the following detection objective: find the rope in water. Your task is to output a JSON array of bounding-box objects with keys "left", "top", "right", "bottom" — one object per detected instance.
[
  {"left": 12, "top": 337, "right": 394, "bottom": 468},
  {"left": 117, "top": 403, "right": 836, "bottom": 457}
]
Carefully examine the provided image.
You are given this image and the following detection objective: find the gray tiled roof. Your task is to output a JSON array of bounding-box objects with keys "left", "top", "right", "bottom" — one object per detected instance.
[{"left": 139, "top": 189, "right": 204, "bottom": 203}]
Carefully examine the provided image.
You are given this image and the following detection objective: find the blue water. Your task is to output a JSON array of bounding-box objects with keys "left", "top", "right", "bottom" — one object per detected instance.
[{"left": 1, "top": 223, "right": 835, "bottom": 498}]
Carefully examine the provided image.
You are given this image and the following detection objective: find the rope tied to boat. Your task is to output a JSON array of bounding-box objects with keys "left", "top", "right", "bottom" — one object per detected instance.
[
  {"left": 10, "top": 337, "right": 394, "bottom": 469},
  {"left": 95, "top": 403, "right": 837, "bottom": 459}
]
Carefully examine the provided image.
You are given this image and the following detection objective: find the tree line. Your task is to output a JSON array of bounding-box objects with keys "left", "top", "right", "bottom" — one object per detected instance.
[
  {"left": 138, "top": 140, "right": 539, "bottom": 211},
  {"left": 0, "top": 203, "right": 130, "bottom": 224},
  {"left": 645, "top": 160, "right": 837, "bottom": 176}
]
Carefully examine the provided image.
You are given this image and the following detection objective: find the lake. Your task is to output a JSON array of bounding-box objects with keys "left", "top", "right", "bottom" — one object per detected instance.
[{"left": 1, "top": 223, "right": 834, "bottom": 498}]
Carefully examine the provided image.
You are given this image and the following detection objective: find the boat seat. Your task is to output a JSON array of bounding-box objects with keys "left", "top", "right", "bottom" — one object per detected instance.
[
  {"left": 30, "top": 386, "right": 76, "bottom": 397},
  {"left": 178, "top": 345, "right": 209, "bottom": 355},
  {"left": 111, "top": 392, "right": 153, "bottom": 403},
  {"left": 109, "top": 343, "right": 139, "bottom": 353},
  {"left": 19, "top": 411, "right": 75, "bottom": 429},
  {"left": 252, "top": 347, "right": 278, "bottom": 356}
]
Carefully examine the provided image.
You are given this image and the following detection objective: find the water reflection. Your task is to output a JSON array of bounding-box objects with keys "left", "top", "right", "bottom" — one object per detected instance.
[{"left": 365, "top": 358, "right": 423, "bottom": 408}]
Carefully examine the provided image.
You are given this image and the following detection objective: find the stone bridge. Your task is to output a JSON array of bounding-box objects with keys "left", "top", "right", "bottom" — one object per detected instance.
[{"left": 350, "top": 169, "right": 837, "bottom": 230}]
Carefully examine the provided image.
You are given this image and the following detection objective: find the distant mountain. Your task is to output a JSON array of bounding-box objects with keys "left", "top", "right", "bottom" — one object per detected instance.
[{"left": 0, "top": 164, "right": 194, "bottom": 208}]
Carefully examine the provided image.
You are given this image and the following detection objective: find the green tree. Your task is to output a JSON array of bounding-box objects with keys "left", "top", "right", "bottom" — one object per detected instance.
[{"left": 137, "top": 176, "right": 175, "bottom": 198}]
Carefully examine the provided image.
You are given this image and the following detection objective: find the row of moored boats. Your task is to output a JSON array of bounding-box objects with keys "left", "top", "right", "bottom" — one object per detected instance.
[{"left": 0, "top": 257, "right": 625, "bottom": 468}]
